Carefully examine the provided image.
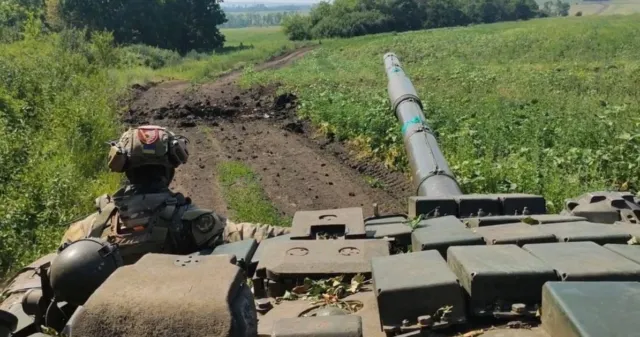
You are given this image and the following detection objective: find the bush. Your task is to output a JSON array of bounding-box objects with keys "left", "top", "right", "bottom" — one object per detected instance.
[
  {"left": 120, "top": 44, "right": 182, "bottom": 69},
  {"left": 59, "top": 0, "right": 228, "bottom": 54},
  {"left": 284, "top": 0, "right": 573, "bottom": 40},
  {"left": 0, "top": 30, "right": 122, "bottom": 277}
]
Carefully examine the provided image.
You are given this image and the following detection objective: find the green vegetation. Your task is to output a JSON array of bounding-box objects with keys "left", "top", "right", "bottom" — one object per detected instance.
[
  {"left": 0, "top": 29, "right": 123, "bottom": 277},
  {"left": 282, "top": 0, "right": 570, "bottom": 40},
  {"left": 119, "top": 27, "right": 309, "bottom": 84},
  {"left": 0, "top": 0, "right": 298, "bottom": 278},
  {"left": 59, "top": 0, "right": 227, "bottom": 54},
  {"left": 217, "top": 161, "right": 292, "bottom": 227},
  {"left": 244, "top": 14, "right": 640, "bottom": 212}
]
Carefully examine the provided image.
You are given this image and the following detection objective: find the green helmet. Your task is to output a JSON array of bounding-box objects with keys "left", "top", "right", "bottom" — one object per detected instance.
[{"left": 49, "top": 238, "right": 124, "bottom": 306}]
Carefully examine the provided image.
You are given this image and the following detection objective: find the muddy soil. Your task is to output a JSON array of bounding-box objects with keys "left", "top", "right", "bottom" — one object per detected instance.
[{"left": 125, "top": 48, "right": 412, "bottom": 219}]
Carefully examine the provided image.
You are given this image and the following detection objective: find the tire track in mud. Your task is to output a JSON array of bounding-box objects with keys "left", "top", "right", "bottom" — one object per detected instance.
[{"left": 125, "top": 47, "right": 412, "bottom": 220}]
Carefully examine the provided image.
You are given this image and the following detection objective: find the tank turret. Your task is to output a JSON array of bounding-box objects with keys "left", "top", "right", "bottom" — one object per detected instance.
[{"left": 4, "top": 53, "right": 640, "bottom": 337}]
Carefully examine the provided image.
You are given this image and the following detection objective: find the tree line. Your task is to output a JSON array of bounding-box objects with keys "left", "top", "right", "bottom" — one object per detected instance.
[
  {"left": 220, "top": 12, "right": 298, "bottom": 28},
  {"left": 1, "top": 0, "right": 229, "bottom": 54},
  {"left": 221, "top": 4, "right": 312, "bottom": 13},
  {"left": 283, "top": 0, "right": 572, "bottom": 40}
]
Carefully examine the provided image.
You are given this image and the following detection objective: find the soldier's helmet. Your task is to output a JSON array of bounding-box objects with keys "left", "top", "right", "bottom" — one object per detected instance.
[
  {"left": 49, "top": 238, "right": 124, "bottom": 306},
  {"left": 107, "top": 125, "right": 189, "bottom": 185}
]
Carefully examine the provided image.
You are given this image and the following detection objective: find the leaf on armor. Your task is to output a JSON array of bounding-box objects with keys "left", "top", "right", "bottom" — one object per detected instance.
[
  {"left": 405, "top": 214, "right": 425, "bottom": 230},
  {"left": 521, "top": 217, "right": 539, "bottom": 225},
  {"left": 282, "top": 290, "right": 297, "bottom": 300}
]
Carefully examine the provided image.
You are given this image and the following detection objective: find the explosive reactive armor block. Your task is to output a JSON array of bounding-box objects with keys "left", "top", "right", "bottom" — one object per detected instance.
[
  {"left": 411, "top": 218, "right": 484, "bottom": 258},
  {"left": 371, "top": 250, "right": 466, "bottom": 328},
  {"left": 604, "top": 244, "right": 640, "bottom": 264},
  {"left": 249, "top": 234, "right": 292, "bottom": 276},
  {"left": 271, "top": 316, "right": 363, "bottom": 337},
  {"left": 447, "top": 245, "right": 557, "bottom": 315},
  {"left": 408, "top": 194, "right": 546, "bottom": 218},
  {"left": 255, "top": 239, "right": 389, "bottom": 280},
  {"left": 536, "top": 221, "right": 631, "bottom": 244},
  {"left": 473, "top": 223, "right": 556, "bottom": 246},
  {"left": 541, "top": 282, "right": 640, "bottom": 337},
  {"left": 365, "top": 215, "right": 412, "bottom": 246},
  {"left": 290, "top": 208, "right": 366, "bottom": 240},
  {"left": 523, "top": 241, "right": 640, "bottom": 281}
]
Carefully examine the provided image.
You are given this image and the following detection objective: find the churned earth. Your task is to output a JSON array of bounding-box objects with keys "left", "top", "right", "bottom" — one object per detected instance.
[{"left": 124, "top": 47, "right": 412, "bottom": 221}]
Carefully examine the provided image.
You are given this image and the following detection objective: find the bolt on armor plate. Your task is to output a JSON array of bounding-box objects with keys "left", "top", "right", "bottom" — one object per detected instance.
[
  {"left": 371, "top": 250, "right": 466, "bottom": 328},
  {"left": 493, "top": 193, "right": 547, "bottom": 215},
  {"left": 473, "top": 223, "right": 556, "bottom": 246},
  {"left": 271, "top": 315, "right": 363, "bottom": 337},
  {"left": 255, "top": 239, "right": 389, "bottom": 280},
  {"left": 541, "top": 281, "right": 640, "bottom": 337},
  {"left": 290, "top": 208, "right": 366, "bottom": 240},
  {"left": 173, "top": 255, "right": 203, "bottom": 267},
  {"left": 523, "top": 241, "right": 640, "bottom": 281},
  {"left": 408, "top": 196, "right": 458, "bottom": 218},
  {"left": 536, "top": 221, "right": 631, "bottom": 244},
  {"left": 446, "top": 245, "right": 557, "bottom": 316},
  {"left": 411, "top": 222, "right": 484, "bottom": 258},
  {"left": 455, "top": 195, "right": 502, "bottom": 218}
]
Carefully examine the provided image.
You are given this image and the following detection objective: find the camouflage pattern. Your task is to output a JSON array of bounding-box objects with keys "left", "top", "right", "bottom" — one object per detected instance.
[
  {"left": 223, "top": 220, "right": 291, "bottom": 243},
  {"left": 60, "top": 189, "right": 290, "bottom": 263}
]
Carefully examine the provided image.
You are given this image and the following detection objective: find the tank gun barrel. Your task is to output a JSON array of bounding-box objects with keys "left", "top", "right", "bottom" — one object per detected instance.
[{"left": 383, "top": 53, "right": 462, "bottom": 197}]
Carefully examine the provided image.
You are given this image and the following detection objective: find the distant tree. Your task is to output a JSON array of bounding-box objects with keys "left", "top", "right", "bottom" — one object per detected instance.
[
  {"left": 575, "top": 10, "right": 582, "bottom": 16},
  {"left": 59, "top": 0, "right": 227, "bottom": 54},
  {"left": 282, "top": 14, "right": 313, "bottom": 40},
  {"left": 540, "top": 0, "right": 571, "bottom": 17},
  {"left": 556, "top": 0, "right": 571, "bottom": 16}
]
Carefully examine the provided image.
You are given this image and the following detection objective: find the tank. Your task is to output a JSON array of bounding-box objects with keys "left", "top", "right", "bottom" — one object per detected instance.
[{"left": 3, "top": 53, "right": 640, "bottom": 337}]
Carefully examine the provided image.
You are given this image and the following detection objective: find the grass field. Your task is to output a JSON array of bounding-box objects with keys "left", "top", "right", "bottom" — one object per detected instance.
[
  {"left": 243, "top": 14, "right": 640, "bottom": 213},
  {"left": 116, "top": 26, "right": 311, "bottom": 85}
]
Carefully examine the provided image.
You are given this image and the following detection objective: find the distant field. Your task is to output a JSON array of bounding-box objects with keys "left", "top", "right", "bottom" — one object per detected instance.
[
  {"left": 244, "top": 14, "right": 640, "bottom": 212},
  {"left": 118, "top": 27, "right": 308, "bottom": 83},
  {"left": 569, "top": 0, "right": 640, "bottom": 15}
]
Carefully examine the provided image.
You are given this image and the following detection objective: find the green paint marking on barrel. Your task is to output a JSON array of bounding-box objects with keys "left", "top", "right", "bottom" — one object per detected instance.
[{"left": 401, "top": 116, "right": 422, "bottom": 134}]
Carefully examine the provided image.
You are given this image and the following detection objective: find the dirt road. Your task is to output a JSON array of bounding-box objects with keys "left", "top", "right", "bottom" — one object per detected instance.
[{"left": 124, "top": 48, "right": 412, "bottom": 220}]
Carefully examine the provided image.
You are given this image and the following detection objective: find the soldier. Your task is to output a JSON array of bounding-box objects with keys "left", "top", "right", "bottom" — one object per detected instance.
[{"left": 60, "top": 125, "right": 290, "bottom": 264}]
